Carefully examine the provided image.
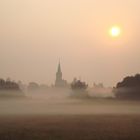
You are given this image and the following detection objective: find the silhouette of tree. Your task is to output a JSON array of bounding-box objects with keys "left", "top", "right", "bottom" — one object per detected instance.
[
  {"left": 0, "top": 78, "right": 21, "bottom": 90},
  {"left": 71, "top": 79, "right": 88, "bottom": 90},
  {"left": 114, "top": 74, "right": 140, "bottom": 99}
]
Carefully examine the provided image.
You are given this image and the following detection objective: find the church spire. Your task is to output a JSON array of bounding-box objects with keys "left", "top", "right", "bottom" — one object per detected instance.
[
  {"left": 55, "top": 61, "right": 67, "bottom": 87},
  {"left": 58, "top": 61, "right": 61, "bottom": 73}
]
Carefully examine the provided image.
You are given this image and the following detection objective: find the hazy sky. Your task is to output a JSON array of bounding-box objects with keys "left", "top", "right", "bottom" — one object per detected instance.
[{"left": 0, "top": 0, "right": 140, "bottom": 86}]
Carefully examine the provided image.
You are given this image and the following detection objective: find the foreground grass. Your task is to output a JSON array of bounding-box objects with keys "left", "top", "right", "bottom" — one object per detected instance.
[{"left": 0, "top": 115, "right": 140, "bottom": 140}]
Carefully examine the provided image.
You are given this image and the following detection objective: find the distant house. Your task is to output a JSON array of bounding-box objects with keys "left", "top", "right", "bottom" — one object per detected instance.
[{"left": 28, "top": 82, "right": 40, "bottom": 90}]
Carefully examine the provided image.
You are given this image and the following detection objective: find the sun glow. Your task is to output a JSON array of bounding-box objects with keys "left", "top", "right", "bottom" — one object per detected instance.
[{"left": 110, "top": 26, "right": 121, "bottom": 37}]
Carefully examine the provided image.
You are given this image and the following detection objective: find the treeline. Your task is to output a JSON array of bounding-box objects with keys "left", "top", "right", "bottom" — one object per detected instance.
[{"left": 0, "top": 78, "right": 20, "bottom": 90}]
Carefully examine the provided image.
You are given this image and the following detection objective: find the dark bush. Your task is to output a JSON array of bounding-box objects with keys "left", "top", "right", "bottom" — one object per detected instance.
[{"left": 114, "top": 74, "right": 140, "bottom": 99}]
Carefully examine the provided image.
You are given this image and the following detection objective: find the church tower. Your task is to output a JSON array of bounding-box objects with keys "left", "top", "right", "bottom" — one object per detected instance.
[{"left": 55, "top": 61, "right": 67, "bottom": 87}]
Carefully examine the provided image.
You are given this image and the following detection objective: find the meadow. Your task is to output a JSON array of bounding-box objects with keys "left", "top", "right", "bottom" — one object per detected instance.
[
  {"left": 0, "top": 91, "right": 140, "bottom": 140},
  {"left": 0, "top": 114, "right": 140, "bottom": 140}
]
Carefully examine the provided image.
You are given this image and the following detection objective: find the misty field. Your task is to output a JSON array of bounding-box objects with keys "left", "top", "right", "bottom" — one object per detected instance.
[
  {"left": 0, "top": 92, "right": 140, "bottom": 140},
  {"left": 0, "top": 115, "right": 140, "bottom": 140}
]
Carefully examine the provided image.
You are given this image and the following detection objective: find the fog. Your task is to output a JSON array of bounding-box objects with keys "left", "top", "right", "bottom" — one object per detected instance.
[
  {"left": 1, "top": 0, "right": 140, "bottom": 87},
  {"left": 0, "top": 90, "right": 140, "bottom": 116}
]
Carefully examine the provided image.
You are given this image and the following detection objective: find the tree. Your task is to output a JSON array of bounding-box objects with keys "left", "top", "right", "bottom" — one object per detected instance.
[
  {"left": 114, "top": 74, "right": 140, "bottom": 99},
  {"left": 70, "top": 79, "right": 89, "bottom": 98},
  {"left": 0, "top": 79, "right": 5, "bottom": 89},
  {"left": 0, "top": 78, "right": 20, "bottom": 90},
  {"left": 71, "top": 79, "right": 88, "bottom": 90}
]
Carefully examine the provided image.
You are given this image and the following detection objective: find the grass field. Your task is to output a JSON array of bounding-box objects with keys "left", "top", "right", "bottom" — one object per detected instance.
[{"left": 0, "top": 115, "right": 140, "bottom": 140}]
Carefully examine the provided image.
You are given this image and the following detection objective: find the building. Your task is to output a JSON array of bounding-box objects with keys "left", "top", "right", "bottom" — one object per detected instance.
[{"left": 55, "top": 62, "right": 67, "bottom": 87}]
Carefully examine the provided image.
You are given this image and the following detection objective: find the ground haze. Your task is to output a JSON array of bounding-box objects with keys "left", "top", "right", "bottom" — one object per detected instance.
[{"left": 0, "top": 91, "right": 140, "bottom": 139}]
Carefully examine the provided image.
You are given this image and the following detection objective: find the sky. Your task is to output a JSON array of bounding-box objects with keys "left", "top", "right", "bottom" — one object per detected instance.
[{"left": 0, "top": 0, "right": 140, "bottom": 86}]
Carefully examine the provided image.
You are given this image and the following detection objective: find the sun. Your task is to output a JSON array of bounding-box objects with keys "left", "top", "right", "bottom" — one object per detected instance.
[{"left": 109, "top": 26, "right": 121, "bottom": 37}]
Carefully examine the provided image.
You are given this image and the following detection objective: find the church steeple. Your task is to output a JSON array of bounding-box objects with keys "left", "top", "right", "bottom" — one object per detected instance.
[
  {"left": 57, "top": 61, "right": 61, "bottom": 74},
  {"left": 55, "top": 61, "right": 67, "bottom": 87},
  {"left": 55, "top": 61, "right": 62, "bottom": 87}
]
